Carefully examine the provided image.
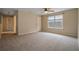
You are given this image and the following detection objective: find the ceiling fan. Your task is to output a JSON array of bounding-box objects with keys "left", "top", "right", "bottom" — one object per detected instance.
[{"left": 41, "top": 8, "right": 54, "bottom": 14}]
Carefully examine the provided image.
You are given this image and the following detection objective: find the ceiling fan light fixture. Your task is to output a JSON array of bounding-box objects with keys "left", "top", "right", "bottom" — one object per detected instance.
[
  {"left": 44, "top": 8, "right": 48, "bottom": 14},
  {"left": 42, "top": 8, "right": 54, "bottom": 15},
  {"left": 44, "top": 11, "right": 48, "bottom": 14}
]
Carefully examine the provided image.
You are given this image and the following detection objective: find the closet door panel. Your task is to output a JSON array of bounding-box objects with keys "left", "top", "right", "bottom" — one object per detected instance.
[
  {"left": 7, "top": 16, "right": 14, "bottom": 32},
  {"left": 3, "top": 16, "right": 8, "bottom": 32}
]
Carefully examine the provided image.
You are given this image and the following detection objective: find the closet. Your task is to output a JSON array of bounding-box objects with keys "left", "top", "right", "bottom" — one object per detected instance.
[
  {"left": 0, "top": 8, "right": 17, "bottom": 38},
  {"left": 2, "top": 15, "right": 16, "bottom": 34}
]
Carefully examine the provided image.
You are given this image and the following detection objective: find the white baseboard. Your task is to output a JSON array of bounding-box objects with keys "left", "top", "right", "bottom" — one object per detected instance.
[{"left": 18, "top": 31, "right": 38, "bottom": 35}]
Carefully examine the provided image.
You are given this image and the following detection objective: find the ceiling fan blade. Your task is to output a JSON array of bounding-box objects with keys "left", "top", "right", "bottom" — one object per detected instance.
[{"left": 48, "top": 9, "right": 54, "bottom": 12}]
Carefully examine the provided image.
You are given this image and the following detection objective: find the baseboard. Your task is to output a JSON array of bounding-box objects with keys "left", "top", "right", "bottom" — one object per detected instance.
[{"left": 18, "top": 31, "right": 38, "bottom": 36}]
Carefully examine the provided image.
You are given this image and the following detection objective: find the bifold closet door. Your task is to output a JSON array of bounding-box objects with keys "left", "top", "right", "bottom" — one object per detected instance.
[{"left": 3, "top": 16, "right": 14, "bottom": 32}]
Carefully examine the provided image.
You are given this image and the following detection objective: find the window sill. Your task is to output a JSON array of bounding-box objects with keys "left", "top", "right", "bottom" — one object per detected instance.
[{"left": 48, "top": 27, "right": 63, "bottom": 30}]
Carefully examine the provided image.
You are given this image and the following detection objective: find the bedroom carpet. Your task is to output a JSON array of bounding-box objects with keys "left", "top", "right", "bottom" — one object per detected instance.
[{"left": 0, "top": 32, "right": 78, "bottom": 51}]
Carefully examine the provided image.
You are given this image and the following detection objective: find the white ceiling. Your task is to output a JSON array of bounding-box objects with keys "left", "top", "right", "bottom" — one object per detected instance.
[
  {"left": 0, "top": 8, "right": 73, "bottom": 15},
  {"left": 17, "top": 8, "right": 73, "bottom": 15}
]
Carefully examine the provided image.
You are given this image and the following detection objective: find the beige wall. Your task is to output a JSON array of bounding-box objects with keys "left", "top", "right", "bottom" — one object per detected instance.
[
  {"left": 36, "top": 16, "right": 41, "bottom": 32},
  {"left": 78, "top": 9, "right": 79, "bottom": 48},
  {"left": 17, "top": 10, "right": 41, "bottom": 35},
  {"left": 0, "top": 24, "right": 1, "bottom": 38},
  {"left": 41, "top": 9, "right": 78, "bottom": 37},
  {"left": 0, "top": 16, "right": 2, "bottom": 38}
]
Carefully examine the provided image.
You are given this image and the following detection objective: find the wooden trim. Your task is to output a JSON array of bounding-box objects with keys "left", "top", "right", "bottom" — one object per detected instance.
[{"left": 14, "top": 16, "right": 16, "bottom": 33}]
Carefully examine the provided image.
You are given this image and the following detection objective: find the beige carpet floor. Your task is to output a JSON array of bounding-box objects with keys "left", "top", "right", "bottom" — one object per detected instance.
[{"left": 0, "top": 32, "right": 78, "bottom": 51}]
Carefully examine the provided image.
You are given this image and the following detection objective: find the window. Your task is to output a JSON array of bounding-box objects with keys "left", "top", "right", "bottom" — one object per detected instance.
[{"left": 48, "top": 14, "right": 63, "bottom": 29}]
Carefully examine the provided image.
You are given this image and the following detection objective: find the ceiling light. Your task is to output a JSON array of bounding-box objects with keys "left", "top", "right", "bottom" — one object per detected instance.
[{"left": 44, "top": 11, "right": 48, "bottom": 14}]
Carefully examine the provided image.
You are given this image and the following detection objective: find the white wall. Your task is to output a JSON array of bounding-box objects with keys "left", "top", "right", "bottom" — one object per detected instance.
[
  {"left": 41, "top": 9, "right": 78, "bottom": 37},
  {"left": 17, "top": 9, "right": 41, "bottom": 35}
]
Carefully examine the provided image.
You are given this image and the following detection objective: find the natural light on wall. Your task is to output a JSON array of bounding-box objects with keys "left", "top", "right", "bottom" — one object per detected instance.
[{"left": 48, "top": 14, "right": 63, "bottom": 29}]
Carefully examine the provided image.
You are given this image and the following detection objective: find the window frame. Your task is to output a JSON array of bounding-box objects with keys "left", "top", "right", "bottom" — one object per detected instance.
[{"left": 48, "top": 14, "right": 64, "bottom": 29}]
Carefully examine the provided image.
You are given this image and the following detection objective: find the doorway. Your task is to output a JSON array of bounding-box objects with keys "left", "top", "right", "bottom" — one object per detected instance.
[{"left": 1, "top": 15, "right": 17, "bottom": 38}]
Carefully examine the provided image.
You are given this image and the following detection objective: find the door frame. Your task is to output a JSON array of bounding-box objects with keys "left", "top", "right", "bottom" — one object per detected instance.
[{"left": 0, "top": 15, "right": 3, "bottom": 38}]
